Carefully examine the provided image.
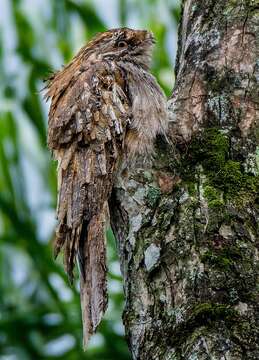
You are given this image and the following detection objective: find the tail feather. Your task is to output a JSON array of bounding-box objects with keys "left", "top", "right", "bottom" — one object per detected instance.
[
  {"left": 53, "top": 145, "right": 109, "bottom": 346},
  {"left": 64, "top": 227, "right": 79, "bottom": 283},
  {"left": 54, "top": 211, "right": 108, "bottom": 347},
  {"left": 79, "top": 212, "right": 108, "bottom": 348},
  {"left": 53, "top": 223, "right": 67, "bottom": 259}
]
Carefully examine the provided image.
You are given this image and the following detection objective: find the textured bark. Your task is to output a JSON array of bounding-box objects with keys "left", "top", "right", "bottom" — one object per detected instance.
[{"left": 110, "top": 1, "right": 259, "bottom": 359}]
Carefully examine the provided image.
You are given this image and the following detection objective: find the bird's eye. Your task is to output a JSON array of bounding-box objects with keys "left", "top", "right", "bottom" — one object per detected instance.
[{"left": 117, "top": 41, "right": 127, "bottom": 48}]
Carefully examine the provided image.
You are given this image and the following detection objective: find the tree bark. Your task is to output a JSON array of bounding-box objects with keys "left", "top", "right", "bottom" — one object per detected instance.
[{"left": 110, "top": 1, "right": 259, "bottom": 359}]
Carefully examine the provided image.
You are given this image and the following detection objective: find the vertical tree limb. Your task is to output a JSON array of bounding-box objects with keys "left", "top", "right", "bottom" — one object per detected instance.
[{"left": 111, "top": 1, "right": 258, "bottom": 359}]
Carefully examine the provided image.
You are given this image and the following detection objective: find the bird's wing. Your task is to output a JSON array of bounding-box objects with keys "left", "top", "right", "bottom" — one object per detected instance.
[{"left": 46, "top": 61, "right": 129, "bottom": 346}]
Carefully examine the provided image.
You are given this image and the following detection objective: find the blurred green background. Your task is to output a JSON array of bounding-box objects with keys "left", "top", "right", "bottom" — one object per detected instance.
[{"left": 0, "top": 0, "right": 180, "bottom": 359}]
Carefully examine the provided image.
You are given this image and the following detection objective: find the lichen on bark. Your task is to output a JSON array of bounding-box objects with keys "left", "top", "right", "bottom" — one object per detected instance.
[{"left": 110, "top": 1, "right": 259, "bottom": 359}]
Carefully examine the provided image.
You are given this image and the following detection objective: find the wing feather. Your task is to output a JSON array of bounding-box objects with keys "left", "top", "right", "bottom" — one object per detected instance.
[{"left": 47, "top": 61, "right": 129, "bottom": 346}]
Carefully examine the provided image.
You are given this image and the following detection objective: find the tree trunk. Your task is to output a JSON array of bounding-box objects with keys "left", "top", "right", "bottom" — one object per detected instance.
[{"left": 110, "top": 1, "right": 259, "bottom": 359}]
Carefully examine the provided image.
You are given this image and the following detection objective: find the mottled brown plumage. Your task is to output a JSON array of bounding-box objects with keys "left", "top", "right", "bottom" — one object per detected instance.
[{"left": 45, "top": 27, "right": 167, "bottom": 347}]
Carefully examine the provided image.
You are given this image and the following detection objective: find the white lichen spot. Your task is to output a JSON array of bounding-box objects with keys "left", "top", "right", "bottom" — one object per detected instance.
[
  {"left": 187, "top": 354, "right": 198, "bottom": 360},
  {"left": 208, "top": 95, "right": 229, "bottom": 124},
  {"left": 127, "top": 179, "right": 139, "bottom": 190},
  {"left": 188, "top": 265, "right": 204, "bottom": 283},
  {"left": 159, "top": 294, "right": 167, "bottom": 303},
  {"left": 234, "top": 302, "right": 248, "bottom": 315},
  {"left": 128, "top": 213, "right": 143, "bottom": 246},
  {"left": 133, "top": 187, "right": 146, "bottom": 203},
  {"left": 229, "top": 288, "right": 239, "bottom": 303},
  {"left": 164, "top": 349, "right": 178, "bottom": 360},
  {"left": 144, "top": 243, "right": 161, "bottom": 272},
  {"left": 219, "top": 224, "right": 233, "bottom": 239},
  {"left": 169, "top": 307, "right": 185, "bottom": 325},
  {"left": 179, "top": 191, "right": 189, "bottom": 204},
  {"left": 244, "top": 149, "right": 259, "bottom": 176}
]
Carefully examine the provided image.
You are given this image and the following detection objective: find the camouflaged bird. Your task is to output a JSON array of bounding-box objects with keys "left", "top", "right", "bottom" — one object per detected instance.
[{"left": 45, "top": 27, "right": 168, "bottom": 347}]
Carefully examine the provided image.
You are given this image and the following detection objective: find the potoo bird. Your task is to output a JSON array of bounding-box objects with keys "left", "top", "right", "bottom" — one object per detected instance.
[{"left": 45, "top": 27, "right": 168, "bottom": 347}]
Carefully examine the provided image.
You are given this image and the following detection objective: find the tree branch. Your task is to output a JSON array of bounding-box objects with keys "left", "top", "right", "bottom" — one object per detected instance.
[{"left": 111, "top": 1, "right": 258, "bottom": 359}]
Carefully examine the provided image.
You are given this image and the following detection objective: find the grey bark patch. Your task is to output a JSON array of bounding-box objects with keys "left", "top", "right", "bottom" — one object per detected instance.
[
  {"left": 219, "top": 224, "right": 233, "bottom": 239},
  {"left": 144, "top": 244, "right": 161, "bottom": 272},
  {"left": 179, "top": 191, "right": 189, "bottom": 204}
]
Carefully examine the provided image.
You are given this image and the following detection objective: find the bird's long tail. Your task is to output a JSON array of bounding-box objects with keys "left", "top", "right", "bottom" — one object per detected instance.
[
  {"left": 54, "top": 207, "right": 108, "bottom": 348},
  {"left": 79, "top": 211, "right": 108, "bottom": 349},
  {"left": 53, "top": 146, "right": 109, "bottom": 347}
]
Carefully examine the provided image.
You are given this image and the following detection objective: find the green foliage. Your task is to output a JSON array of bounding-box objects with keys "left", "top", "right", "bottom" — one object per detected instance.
[{"left": 0, "top": 0, "right": 179, "bottom": 358}]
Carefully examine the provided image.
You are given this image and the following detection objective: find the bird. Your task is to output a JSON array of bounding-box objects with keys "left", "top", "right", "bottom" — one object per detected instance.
[{"left": 45, "top": 27, "right": 168, "bottom": 348}]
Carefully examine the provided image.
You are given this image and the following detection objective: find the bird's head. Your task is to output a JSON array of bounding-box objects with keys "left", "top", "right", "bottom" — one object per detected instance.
[{"left": 86, "top": 27, "right": 155, "bottom": 69}]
